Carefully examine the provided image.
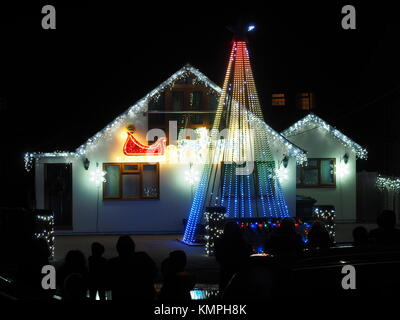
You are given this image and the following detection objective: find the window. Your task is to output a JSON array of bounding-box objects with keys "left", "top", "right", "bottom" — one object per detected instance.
[
  {"left": 189, "top": 91, "right": 202, "bottom": 110},
  {"left": 272, "top": 93, "right": 286, "bottom": 106},
  {"left": 209, "top": 94, "right": 218, "bottom": 110},
  {"left": 103, "top": 163, "right": 159, "bottom": 200},
  {"left": 296, "top": 92, "right": 316, "bottom": 110},
  {"left": 171, "top": 91, "right": 184, "bottom": 110},
  {"left": 297, "top": 158, "right": 335, "bottom": 188}
]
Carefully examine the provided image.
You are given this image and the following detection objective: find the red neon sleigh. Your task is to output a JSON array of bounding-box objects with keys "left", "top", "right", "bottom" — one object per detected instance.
[{"left": 123, "top": 132, "right": 166, "bottom": 156}]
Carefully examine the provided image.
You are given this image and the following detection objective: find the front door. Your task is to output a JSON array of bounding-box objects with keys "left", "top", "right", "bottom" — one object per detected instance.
[{"left": 44, "top": 163, "right": 72, "bottom": 230}]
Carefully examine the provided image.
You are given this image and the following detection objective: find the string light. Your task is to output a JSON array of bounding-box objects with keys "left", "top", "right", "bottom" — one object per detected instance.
[
  {"left": 184, "top": 167, "right": 200, "bottom": 186},
  {"left": 232, "top": 217, "right": 313, "bottom": 252},
  {"left": 24, "top": 63, "right": 305, "bottom": 171},
  {"left": 183, "top": 39, "right": 295, "bottom": 244},
  {"left": 376, "top": 175, "right": 400, "bottom": 193},
  {"left": 34, "top": 213, "right": 55, "bottom": 259},
  {"left": 313, "top": 206, "right": 336, "bottom": 240},
  {"left": 24, "top": 65, "right": 221, "bottom": 171},
  {"left": 204, "top": 208, "right": 227, "bottom": 256},
  {"left": 282, "top": 113, "right": 367, "bottom": 160}
]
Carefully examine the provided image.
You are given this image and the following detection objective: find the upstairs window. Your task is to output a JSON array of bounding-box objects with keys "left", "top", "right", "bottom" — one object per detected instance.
[
  {"left": 209, "top": 94, "right": 218, "bottom": 110},
  {"left": 171, "top": 91, "right": 184, "bottom": 110},
  {"left": 189, "top": 91, "right": 203, "bottom": 110},
  {"left": 296, "top": 92, "right": 316, "bottom": 110},
  {"left": 272, "top": 93, "right": 286, "bottom": 106}
]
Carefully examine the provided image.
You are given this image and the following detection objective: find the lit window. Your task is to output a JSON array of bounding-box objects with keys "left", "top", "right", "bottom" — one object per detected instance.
[
  {"left": 296, "top": 92, "right": 316, "bottom": 110},
  {"left": 271, "top": 93, "right": 286, "bottom": 106}
]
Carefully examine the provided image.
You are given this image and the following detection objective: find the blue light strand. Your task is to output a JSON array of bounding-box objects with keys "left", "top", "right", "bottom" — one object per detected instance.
[
  {"left": 240, "top": 174, "right": 245, "bottom": 218},
  {"left": 225, "top": 164, "right": 234, "bottom": 217},
  {"left": 233, "top": 167, "right": 239, "bottom": 218},
  {"left": 246, "top": 175, "right": 252, "bottom": 218},
  {"left": 182, "top": 164, "right": 210, "bottom": 243}
]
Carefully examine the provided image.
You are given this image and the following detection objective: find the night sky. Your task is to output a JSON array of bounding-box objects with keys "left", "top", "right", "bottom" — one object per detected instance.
[{"left": 1, "top": 2, "right": 399, "bottom": 207}]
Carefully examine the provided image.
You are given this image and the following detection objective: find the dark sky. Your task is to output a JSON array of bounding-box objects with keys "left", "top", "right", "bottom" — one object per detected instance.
[{"left": 1, "top": 2, "right": 400, "bottom": 206}]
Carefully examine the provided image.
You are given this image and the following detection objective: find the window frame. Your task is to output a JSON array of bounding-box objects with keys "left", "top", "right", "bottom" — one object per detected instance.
[
  {"left": 296, "top": 158, "right": 336, "bottom": 188},
  {"left": 189, "top": 91, "right": 203, "bottom": 110},
  {"left": 171, "top": 90, "right": 185, "bottom": 110},
  {"left": 271, "top": 93, "right": 286, "bottom": 107},
  {"left": 103, "top": 163, "right": 160, "bottom": 200}
]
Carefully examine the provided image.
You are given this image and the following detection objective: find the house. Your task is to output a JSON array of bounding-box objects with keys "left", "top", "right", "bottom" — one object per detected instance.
[
  {"left": 281, "top": 113, "right": 367, "bottom": 222},
  {"left": 26, "top": 64, "right": 305, "bottom": 234}
]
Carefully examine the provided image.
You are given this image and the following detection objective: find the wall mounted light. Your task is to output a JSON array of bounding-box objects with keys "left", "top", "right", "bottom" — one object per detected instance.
[
  {"left": 83, "top": 158, "right": 90, "bottom": 170},
  {"left": 282, "top": 155, "right": 289, "bottom": 168},
  {"left": 343, "top": 153, "right": 349, "bottom": 164}
]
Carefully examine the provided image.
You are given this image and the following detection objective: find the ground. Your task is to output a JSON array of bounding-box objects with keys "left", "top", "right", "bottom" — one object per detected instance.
[
  {"left": 53, "top": 222, "right": 376, "bottom": 284},
  {"left": 54, "top": 234, "right": 219, "bottom": 284}
]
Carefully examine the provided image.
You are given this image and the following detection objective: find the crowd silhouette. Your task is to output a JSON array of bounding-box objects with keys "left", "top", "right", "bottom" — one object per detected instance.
[{"left": 5, "top": 209, "right": 400, "bottom": 301}]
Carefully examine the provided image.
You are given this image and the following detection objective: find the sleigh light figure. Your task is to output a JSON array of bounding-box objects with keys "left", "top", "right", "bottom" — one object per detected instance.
[{"left": 123, "top": 125, "right": 166, "bottom": 156}]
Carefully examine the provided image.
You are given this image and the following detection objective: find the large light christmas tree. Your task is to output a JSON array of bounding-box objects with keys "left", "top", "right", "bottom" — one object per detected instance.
[{"left": 183, "top": 30, "right": 290, "bottom": 244}]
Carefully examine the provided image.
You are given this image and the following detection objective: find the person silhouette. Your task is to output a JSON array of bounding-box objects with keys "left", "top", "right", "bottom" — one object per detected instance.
[
  {"left": 88, "top": 242, "right": 108, "bottom": 300},
  {"left": 159, "top": 250, "right": 196, "bottom": 301},
  {"left": 63, "top": 273, "right": 88, "bottom": 301},
  {"left": 307, "top": 222, "right": 332, "bottom": 250},
  {"left": 108, "top": 236, "right": 157, "bottom": 301},
  {"left": 57, "top": 250, "right": 88, "bottom": 299},
  {"left": 352, "top": 226, "right": 369, "bottom": 246},
  {"left": 15, "top": 238, "right": 53, "bottom": 300},
  {"left": 265, "top": 218, "right": 304, "bottom": 260},
  {"left": 369, "top": 210, "right": 400, "bottom": 246},
  {"left": 215, "top": 222, "right": 252, "bottom": 291}
]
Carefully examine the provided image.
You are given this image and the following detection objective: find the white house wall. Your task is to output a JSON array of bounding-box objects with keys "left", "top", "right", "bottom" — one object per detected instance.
[
  {"left": 34, "top": 112, "right": 297, "bottom": 233},
  {"left": 286, "top": 126, "right": 357, "bottom": 222},
  {"left": 278, "top": 153, "right": 296, "bottom": 218}
]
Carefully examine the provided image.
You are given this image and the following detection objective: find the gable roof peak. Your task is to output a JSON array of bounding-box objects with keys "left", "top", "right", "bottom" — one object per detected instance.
[{"left": 281, "top": 113, "right": 367, "bottom": 159}]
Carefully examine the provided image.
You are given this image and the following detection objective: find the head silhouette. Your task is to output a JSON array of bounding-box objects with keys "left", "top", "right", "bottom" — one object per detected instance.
[
  {"left": 169, "top": 250, "right": 187, "bottom": 272},
  {"left": 65, "top": 250, "right": 86, "bottom": 270},
  {"left": 353, "top": 226, "right": 368, "bottom": 245},
  {"left": 377, "top": 210, "right": 396, "bottom": 229},
  {"left": 116, "top": 235, "right": 136, "bottom": 257},
  {"left": 308, "top": 222, "right": 331, "bottom": 248},
  {"left": 91, "top": 242, "right": 105, "bottom": 257}
]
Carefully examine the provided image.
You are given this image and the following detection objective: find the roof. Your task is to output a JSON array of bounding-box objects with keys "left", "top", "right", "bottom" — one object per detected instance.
[
  {"left": 24, "top": 64, "right": 306, "bottom": 170},
  {"left": 281, "top": 113, "right": 367, "bottom": 159},
  {"left": 75, "top": 64, "right": 222, "bottom": 156},
  {"left": 248, "top": 112, "right": 307, "bottom": 164}
]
